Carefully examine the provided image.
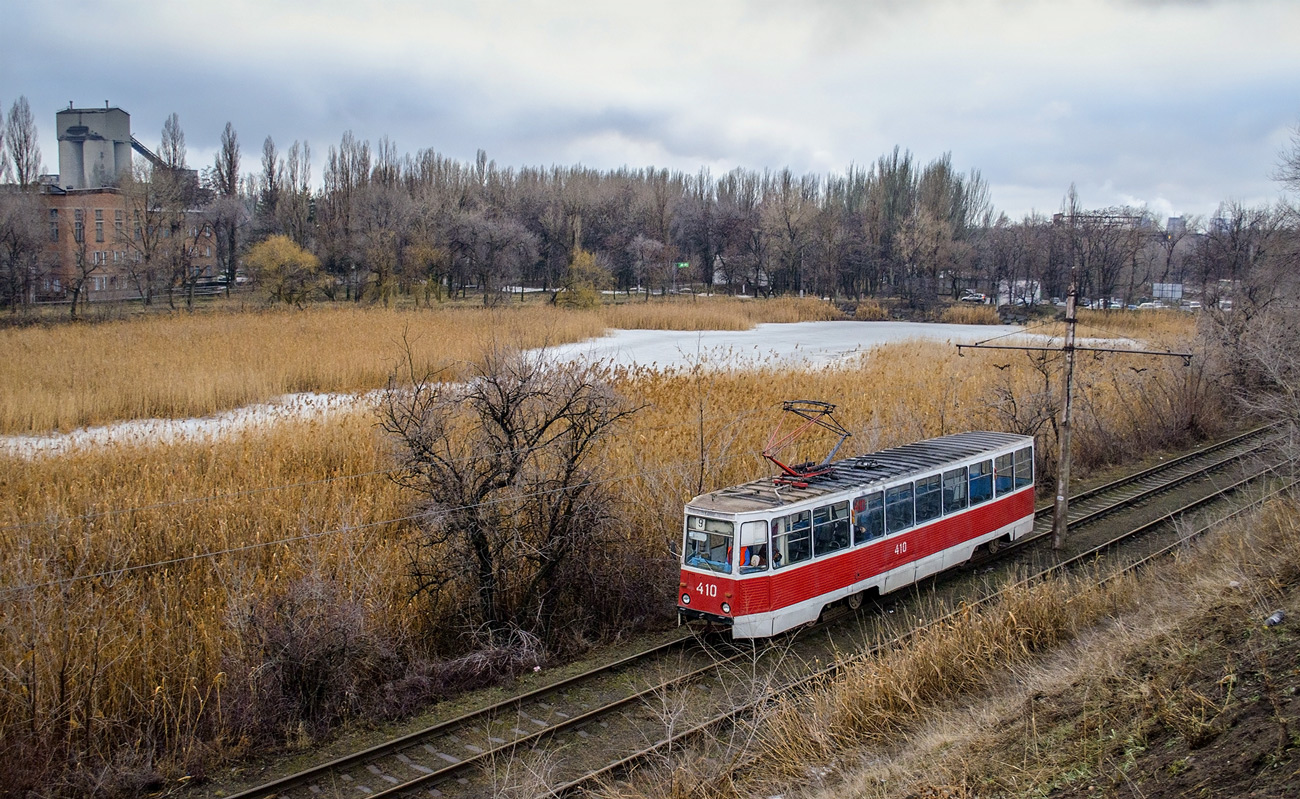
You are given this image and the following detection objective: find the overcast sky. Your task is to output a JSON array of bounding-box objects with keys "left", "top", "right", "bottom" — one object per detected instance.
[{"left": 3, "top": 0, "right": 1297, "bottom": 221}]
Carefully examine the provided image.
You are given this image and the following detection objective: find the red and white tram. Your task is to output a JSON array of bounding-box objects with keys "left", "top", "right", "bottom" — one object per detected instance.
[{"left": 677, "top": 431, "right": 1036, "bottom": 638}]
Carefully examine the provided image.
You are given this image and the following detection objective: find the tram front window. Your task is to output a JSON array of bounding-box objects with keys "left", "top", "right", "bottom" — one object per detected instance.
[{"left": 684, "top": 515, "right": 734, "bottom": 574}]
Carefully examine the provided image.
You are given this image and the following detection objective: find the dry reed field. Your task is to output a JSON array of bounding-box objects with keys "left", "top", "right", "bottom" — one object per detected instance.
[
  {"left": 938, "top": 304, "right": 1002, "bottom": 325},
  {"left": 0, "top": 297, "right": 840, "bottom": 436},
  {"left": 1071, "top": 307, "right": 1197, "bottom": 339},
  {"left": 0, "top": 304, "right": 1230, "bottom": 795}
]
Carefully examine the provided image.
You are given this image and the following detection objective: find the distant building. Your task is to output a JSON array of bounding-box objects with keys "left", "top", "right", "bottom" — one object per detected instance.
[
  {"left": 20, "top": 103, "right": 218, "bottom": 303},
  {"left": 57, "top": 105, "right": 135, "bottom": 189},
  {"left": 1165, "top": 217, "right": 1186, "bottom": 239}
]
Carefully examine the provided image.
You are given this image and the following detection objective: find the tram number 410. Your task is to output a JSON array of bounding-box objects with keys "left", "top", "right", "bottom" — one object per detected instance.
[
  {"left": 894, "top": 541, "right": 908, "bottom": 555},
  {"left": 695, "top": 583, "right": 718, "bottom": 597}
]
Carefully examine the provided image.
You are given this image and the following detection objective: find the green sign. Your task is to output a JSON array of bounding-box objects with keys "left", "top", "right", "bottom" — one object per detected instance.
[{"left": 676, "top": 262, "right": 689, "bottom": 269}]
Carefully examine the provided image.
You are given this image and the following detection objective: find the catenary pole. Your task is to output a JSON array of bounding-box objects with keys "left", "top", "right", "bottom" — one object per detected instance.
[
  {"left": 1052, "top": 282, "right": 1078, "bottom": 550},
  {"left": 955, "top": 278, "right": 1190, "bottom": 553}
]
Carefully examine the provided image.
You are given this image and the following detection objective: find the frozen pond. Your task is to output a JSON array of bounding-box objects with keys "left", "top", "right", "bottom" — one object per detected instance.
[
  {"left": 547, "top": 320, "right": 1024, "bottom": 370},
  {"left": 4, "top": 321, "right": 1024, "bottom": 458}
]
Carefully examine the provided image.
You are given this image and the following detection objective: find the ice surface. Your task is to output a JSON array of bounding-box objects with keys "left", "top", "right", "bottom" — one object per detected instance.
[{"left": 4, "top": 321, "right": 1025, "bottom": 458}]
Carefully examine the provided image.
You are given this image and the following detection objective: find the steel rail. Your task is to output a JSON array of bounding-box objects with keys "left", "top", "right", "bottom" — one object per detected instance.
[
  {"left": 225, "top": 634, "right": 695, "bottom": 799},
  {"left": 554, "top": 454, "right": 1292, "bottom": 796},
  {"left": 232, "top": 424, "right": 1280, "bottom": 798}
]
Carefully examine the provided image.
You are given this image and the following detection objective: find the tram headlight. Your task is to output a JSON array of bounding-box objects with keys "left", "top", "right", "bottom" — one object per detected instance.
[
  {"left": 681, "top": 593, "right": 691, "bottom": 605},
  {"left": 721, "top": 602, "right": 731, "bottom": 614}
]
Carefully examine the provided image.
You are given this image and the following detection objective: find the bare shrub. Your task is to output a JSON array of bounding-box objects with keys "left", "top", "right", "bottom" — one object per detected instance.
[
  {"left": 221, "top": 571, "right": 403, "bottom": 743},
  {"left": 379, "top": 343, "right": 640, "bottom": 646}
]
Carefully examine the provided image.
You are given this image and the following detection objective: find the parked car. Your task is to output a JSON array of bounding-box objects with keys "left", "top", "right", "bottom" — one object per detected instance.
[{"left": 960, "top": 291, "right": 987, "bottom": 303}]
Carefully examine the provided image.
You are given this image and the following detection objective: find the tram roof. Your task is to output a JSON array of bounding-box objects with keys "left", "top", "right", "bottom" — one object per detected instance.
[{"left": 688, "top": 430, "right": 1033, "bottom": 515}]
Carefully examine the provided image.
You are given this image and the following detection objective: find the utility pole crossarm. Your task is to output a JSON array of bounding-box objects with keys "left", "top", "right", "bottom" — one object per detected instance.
[
  {"left": 957, "top": 342, "right": 1193, "bottom": 360},
  {"left": 954, "top": 287, "right": 1194, "bottom": 551}
]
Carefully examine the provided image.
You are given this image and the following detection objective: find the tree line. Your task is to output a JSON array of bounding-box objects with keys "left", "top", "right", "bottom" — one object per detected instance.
[{"left": 3, "top": 98, "right": 1298, "bottom": 314}]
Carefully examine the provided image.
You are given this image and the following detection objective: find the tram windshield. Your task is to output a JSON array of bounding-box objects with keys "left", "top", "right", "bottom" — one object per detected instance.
[{"left": 684, "top": 515, "right": 734, "bottom": 573}]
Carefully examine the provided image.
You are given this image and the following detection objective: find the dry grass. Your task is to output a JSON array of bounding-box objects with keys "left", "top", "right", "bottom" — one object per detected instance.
[
  {"left": 792, "top": 497, "right": 1300, "bottom": 799},
  {"left": 602, "top": 295, "right": 843, "bottom": 330},
  {"left": 1070, "top": 308, "right": 1196, "bottom": 340},
  {"left": 939, "top": 304, "right": 1002, "bottom": 325},
  {"left": 755, "top": 572, "right": 1140, "bottom": 781},
  {"left": 0, "top": 311, "right": 1232, "bottom": 792},
  {"left": 0, "top": 299, "right": 843, "bottom": 436},
  {"left": 0, "top": 305, "right": 610, "bottom": 435},
  {"left": 853, "top": 300, "right": 889, "bottom": 321},
  {"left": 0, "top": 412, "right": 420, "bottom": 792}
]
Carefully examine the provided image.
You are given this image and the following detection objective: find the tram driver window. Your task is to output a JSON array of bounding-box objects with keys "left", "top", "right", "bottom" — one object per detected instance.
[
  {"left": 771, "top": 510, "right": 812, "bottom": 568},
  {"left": 684, "top": 516, "right": 734, "bottom": 574},
  {"left": 813, "top": 501, "right": 850, "bottom": 557},
  {"left": 943, "top": 467, "right": 968, "bottom": 513},
  {"left": 739, "top": 520, "right": 770, "bottom": 573},
  {"left": 969, "top": 460, "right": 993, "bottom": 505},
  {"left": 885, "top": 483, "right": 914, "bottom": 534},
  {"left": 853, "top": 491, "right": 884, "bottom": 544}
]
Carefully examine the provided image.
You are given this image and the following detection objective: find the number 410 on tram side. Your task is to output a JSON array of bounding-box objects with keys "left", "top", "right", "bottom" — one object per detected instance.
[{"left": 677, "top": 431, "right": 1036, "bottom": 638}]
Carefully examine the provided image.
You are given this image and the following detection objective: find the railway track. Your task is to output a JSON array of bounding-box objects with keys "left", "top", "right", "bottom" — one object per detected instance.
[{"left": 226, "top": 424, "right": 1286, "bottom": 799}]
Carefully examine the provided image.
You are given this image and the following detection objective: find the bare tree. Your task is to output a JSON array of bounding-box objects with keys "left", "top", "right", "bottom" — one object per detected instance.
[
  {"left": 159, "top": 112, "right": 186, "bottom": 170},
  {"left": 1275, "top": 119, "right": 1300, "bottom": 194},
  {"left": 448, "top": 211, "right": 538, "bottom": 305},
  {"left": 65, "top": 203, "right": 111, "bottom": 321},
  {"left": 5, "top": 97, "right": 42, "bottom": 188},
  {"left": 211, "top": 122, "right": 242, "bottom": 294},
  {"left": 627, "top": 233, "right": 664, "bottom": 300},
  {"left": 0, "top": 187, "right": 44, "bottom": 310},
  {"left": 0, "top": 107, "right": 10, "bottom": 183},
  {"left": 117, "top": 163, "right": 169, "bottom": 305},
  {"left": 378, "top": 345, "right": 638, "bottom": 641},
  {"left": 279, "top": 140, "right": 312, "bottom": 248},
  {"left": 319, "top": 131, "right": 371, "bottom": 299}
]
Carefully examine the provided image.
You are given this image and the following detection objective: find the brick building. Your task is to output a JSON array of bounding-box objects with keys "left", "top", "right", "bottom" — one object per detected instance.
[{"left": 32, "top": 104, "right": 218, "bottom": 303}]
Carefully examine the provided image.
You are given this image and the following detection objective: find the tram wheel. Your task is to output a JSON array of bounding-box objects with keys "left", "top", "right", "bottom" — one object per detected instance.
[
  {"left": 985, "top": 537, "right": 1003, "bottom": 555},
  {"left": 847, "top": 592, "right": 864, "bottom": 610}
]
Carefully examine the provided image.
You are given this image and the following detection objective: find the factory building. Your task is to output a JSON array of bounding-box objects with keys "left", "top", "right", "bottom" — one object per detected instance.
[{"left": 29, "top": 103, "right": 217, "bottom": 303}]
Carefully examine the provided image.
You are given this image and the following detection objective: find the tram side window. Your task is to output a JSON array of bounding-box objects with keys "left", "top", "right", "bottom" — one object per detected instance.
[
  {"left": 813, "top": 501, "right": 850, "bottom": 556},
  {"left": 995, "top": 453, "right": 1015, "bottom": 496},
  {"left": 684, "top": 515, "right": 734, "bottom": 574},
  {"left": 943, "top": 467, "right": 968, "bottom": 513},
  {"left": 1014, "top": 447, "right": 1034, "bottom": 488},
  {"left": 853, "top": 491, "right": 884, "bottom": 544},
  {"left": 885, "top": 483, "right": 914, "bottom": 534},
  {"left": 772, "top": 510, "right": 812, "bottom": 568},
  {"left": 915, "top": 473, "right": 942, "bottom": 524},
  {"left": 739, "top": 520, "right": 770, "bottom": 573},
  {"left": 969, "top": 460, "right": 993, "bottom": 505}
]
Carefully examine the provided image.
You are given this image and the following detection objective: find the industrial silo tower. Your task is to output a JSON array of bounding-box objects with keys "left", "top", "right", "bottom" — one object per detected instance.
[{"left": 56, "top": 104, "right": 135, "bottom": 189}]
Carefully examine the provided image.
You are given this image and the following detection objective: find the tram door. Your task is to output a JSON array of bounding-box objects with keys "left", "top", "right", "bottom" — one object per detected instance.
[
  {"left": 882, "top": 481, "right": 917, "bottom": 591},
  {"left": 736, "top": 520, "right": 770, "bottom": 614}
]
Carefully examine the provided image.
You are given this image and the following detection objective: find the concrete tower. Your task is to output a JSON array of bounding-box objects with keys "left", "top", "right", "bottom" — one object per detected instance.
[{"left": 57, "top": 105, "right": 133, "bottom": 189}]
